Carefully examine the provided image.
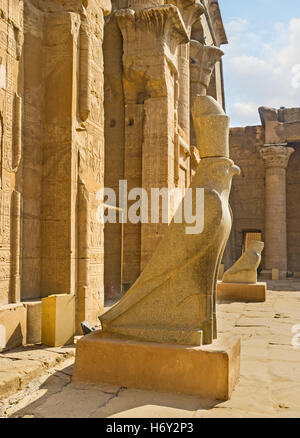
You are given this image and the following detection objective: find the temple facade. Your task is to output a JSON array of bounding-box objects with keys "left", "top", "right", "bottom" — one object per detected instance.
[
  {"left": 0, "top": 0, "right": 228, "bottom": 350},
  {"left": 225, "top": 107, "right": 300, "bottom": 278},
  {"left": 0, "top": 0, "right": 111, "bottom": 349},
  {"left": 104, "top": 0, "right": 227, "bottom": 297}
]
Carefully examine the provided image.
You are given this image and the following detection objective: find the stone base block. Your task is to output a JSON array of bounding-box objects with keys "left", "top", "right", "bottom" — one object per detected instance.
[
  {"left": 73, "top": 331, "right": 241, "bottom": 401},
  {"left": 0, "top": 303, "right": 26, "bottom": 352},
  {"left": 24, "top": 300, "right": 42, "bottom": 345},
  {"left": 217, "top": 281, "right": 266, "bottom": 302},
  {"left": 42, "top": 294, "right": 75, "bottom": 347}
]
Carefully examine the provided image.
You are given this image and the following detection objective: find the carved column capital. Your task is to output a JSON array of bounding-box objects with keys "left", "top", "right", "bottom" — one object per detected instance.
[
  {"left": 260, "top": 144, "right": 295, "bottom": 169},
  {"left": 115, "top": 5, "right": 189, "bottom": 99},
  {"left": 116, "top": 5, "right": 189, "bottom": 55},
  {"left": 169, "top": 0, "right": 205, "bottom": 35},
  {"left": 190, "top": 40, "right": 223, "bottom": 96}
]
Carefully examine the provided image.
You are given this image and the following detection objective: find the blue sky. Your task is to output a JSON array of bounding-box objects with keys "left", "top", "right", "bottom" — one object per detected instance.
[{"left": 218, "top": 0, "right": 300, "bottom": 126}]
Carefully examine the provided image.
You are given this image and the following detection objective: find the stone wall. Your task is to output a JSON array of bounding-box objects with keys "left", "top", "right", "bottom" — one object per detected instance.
[
  {"left": 0, "top": 1, "right": 23, "bottom": 306},
  {"left": 0, "top": 0, "right": 228, "bottom": 349},
  {"left": 224, "top": 126, "right": 265, "bottom": 269},
  {"left": 0, "top": 0, "right": 111, "bottom": 350},
  {"left": 104, "top": 0, "right": 228, "bottom": 297},
  {"left": 287, "top": 144, "right": 300, "bottom": 272},
  {"left": 226, "top": 110, "right": 300, "bottom": 275}
]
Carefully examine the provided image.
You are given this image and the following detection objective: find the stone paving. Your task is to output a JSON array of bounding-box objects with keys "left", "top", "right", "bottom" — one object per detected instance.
[
  {"left": 0, "top": 289, "right": 300, "bottom": 418},
  {"left": 0, "top": 345, "right": 76, "bottom": 404},
  {"left": 266, "top": 279, "right": 300, "bottom": 291}
]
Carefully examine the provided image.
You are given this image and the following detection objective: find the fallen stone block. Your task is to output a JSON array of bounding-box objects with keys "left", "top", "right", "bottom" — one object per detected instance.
[
  {"left": 0, "top": 304, "right": 26, "bottom": 352},
  {"left": 42, "top": 294, "right": 75, "bottom": 347}
]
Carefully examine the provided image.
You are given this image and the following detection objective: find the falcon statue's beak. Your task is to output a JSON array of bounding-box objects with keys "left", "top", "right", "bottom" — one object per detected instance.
[{"left": 231, "top": 164, "right": 241, "bottom": 176}]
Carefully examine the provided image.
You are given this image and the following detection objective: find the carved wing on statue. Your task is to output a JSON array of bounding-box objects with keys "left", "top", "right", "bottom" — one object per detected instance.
[{"left": 100, "top": 188, "right": 224, "bottom": 326}]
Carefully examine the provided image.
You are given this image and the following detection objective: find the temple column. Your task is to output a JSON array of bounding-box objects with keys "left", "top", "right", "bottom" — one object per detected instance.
[
  {"left": 170, "top": 0, "right": 205, "bottom": 143},
  {"left": 40, "top": 0, "right": 111, "bottom": 333},
  {"left": 170, "top": 0, "right": 205, "bottom": 189},
  {"left": 116, "top": 6, "right": 189, "bottom": 280},
  {"left": 260, "top": 144, "right": 295, "bottom": 275}
]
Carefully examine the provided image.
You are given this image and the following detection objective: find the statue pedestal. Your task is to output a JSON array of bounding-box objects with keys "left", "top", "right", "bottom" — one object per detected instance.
[
  {"left": 217, "top": 281, "right": 267, "bottom": 302},
  {"left": 73, "top": 331, "right": 240, "bottom": 401}
]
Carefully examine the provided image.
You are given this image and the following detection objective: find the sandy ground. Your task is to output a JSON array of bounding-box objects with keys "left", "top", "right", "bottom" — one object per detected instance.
[{"left": 0, "top": 289, "right": 300, "bottom": 418}]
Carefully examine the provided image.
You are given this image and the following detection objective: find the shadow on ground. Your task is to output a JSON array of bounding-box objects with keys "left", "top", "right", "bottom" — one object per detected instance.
[{"left": 11, "top": 363, "right": 222, "bottom": 418}]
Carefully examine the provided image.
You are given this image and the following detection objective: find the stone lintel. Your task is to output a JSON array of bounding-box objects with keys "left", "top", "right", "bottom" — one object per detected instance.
[
  {"left": 276, "top": 121, "right": 300, "bottom": 144},
  {"left": 73, "top": 331, "right": 241, "bottom": 400},
  {"left": 259, "top": 106, "right": 300, "bottom": 144},
  {"left": 217, "top": 282, "right": 267, "bottom": 303},
  {"left": 258, "top": 106, "right": 278, "bottom": 126},
  {"left": 260, "top": 145, "right": 295, "bottom": 169}
]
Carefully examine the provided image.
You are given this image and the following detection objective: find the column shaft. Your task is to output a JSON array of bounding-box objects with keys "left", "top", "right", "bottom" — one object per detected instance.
[
  {"left": 260, "top": 145, "right": 294, "bottom": 273},
  {"left": 265, "top": 167, "right": 288, "bottom": 271}
]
